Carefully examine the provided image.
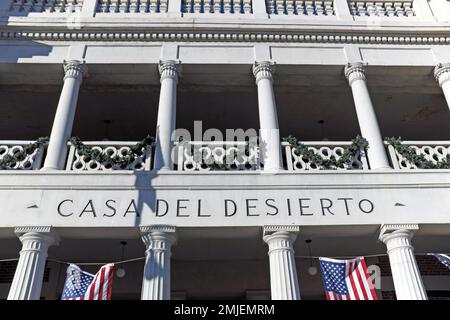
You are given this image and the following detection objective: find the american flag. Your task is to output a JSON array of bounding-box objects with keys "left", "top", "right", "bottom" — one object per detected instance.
[
  {"left": 429, "top": 253, "right": 450, "bottom": 269},
  {"left": 319, "top": 256, "right": 377, "bottom": 300},
  {"left": 61, "top": 264, "right": 115, "bottom": 300}
]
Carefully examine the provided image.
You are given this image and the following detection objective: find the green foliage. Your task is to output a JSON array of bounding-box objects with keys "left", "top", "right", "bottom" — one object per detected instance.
[
  {"left": 0, "top": 137, "right": 49, "bottom": 170},
  {"left": 282, "top": 135, "right": 369, "bottom": 169},
  {"left": 69, "top": 135, "right": 155, "bottom": 168},
  {"left": 385, "top": 137, "right": 450, "bottom": 169}
]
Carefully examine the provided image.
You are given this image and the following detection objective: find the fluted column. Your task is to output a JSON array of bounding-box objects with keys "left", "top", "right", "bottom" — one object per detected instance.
[
  {"left": 345, "top": 63, "right": 391, "bottom": 170},
  {"left": 253, "top": 62, "right": 283, "bottom": 171},
  {"left": 7, "top": 227, "right": 59, "bottom": 300},
  {"left": 379, "top": 224, "right": 427, "bottom": 300},
  {"left": 140, "top": 225, "right": 177, "bottom": 300},
  {"left": 154, "top": 61, "right": 181, "bottom": 171},
  {"left": 43, "top": 60, "right": 87, "bottom": 170},
  {"left": 434, "top": 63, "right": 450, "bottom": 111},
  {"left": 263, "top": 226, "right": 300, "bottom": 300}
]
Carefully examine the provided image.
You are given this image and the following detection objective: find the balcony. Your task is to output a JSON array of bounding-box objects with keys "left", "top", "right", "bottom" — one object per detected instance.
[
  {"left": 0, "top": 0, "right": 448, "bottom": 26},
  {"left": 1, "top": 139, "right": 448, "bottom": 171}
]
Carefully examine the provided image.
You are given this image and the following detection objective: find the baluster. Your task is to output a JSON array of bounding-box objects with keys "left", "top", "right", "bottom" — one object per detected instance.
[
  {"left": 374, "top": 2, "right": 385, "bottom": 16},
  {"left": 385, "top": 2, "right": 396, "bottom": 16},
  {"left": 193, "top": 0, "right": 201, "bottom": 12},
  {"left": 213, "top": 0, "right": 221, "bottom": 13},
  {"left": 109, "top": 0, "right": 118, "bottom": 12},
  {"left": 324, "top": 0, "right": 332, "bottom": 15},
  {"left": 9, "top": 0, "right": 23, "bottom": 13},
  {"left": 204, "top": 0, "right": 212, "bottom": 13},
  {"left": 75, "top": 0, "right": 84, "bottom": 12},
  {"left": 348, "top": 1, "right": 357, "bottom": 15},
  {"left": 118, "top": 0, "right": 128, "bottom": 12},
  {"left": 275, "top": 0, "right": 284, "bottom": 14},
  {"left": 403, "top": 2, "right": 414, "bottom": 16},
  {"left": 295, "top": 0, "right": 304, "bottom": 14},
  {"left": 149, "top": 0, "right": 157, "bottom": 12},
  {"left": 233, "top": 0, "right": 241, "bottom": 13},
  {"left": 265, "top": 0, "right": 272, "bottom": 14},
  {"left": 304, "top": 0, "right": 314, "bottom": 15},
  {"left": 129, "top": 0, "right": 138, "bottom": 11},
  {"left": 393, "top": 2, "right": 403, "bottom": 16},
  {"left": 139, "top": 0, "right": 148, "bottom": 12},
  {"left": 315, "top": 0, "right": 324, "bottom": 15},
  {"left": 285, "top": 0, "right": 294, "bottom": 14},
  {"left": 22, "top": 0, "right": 33, "bottom": 13},
  {"left": 356, "top": 2, "right": 366, "bottom": 16},
  {"left": 242, "top": 0, "right": 251, "bottom": 13},
  {"left": 366, "top": 2, "right": 376, "bottom": 15},
  {"left": 43, "top": 0, "right": 55, "bottom": 12},
  {"left": 223, "top": 0, "right": 231, "bottom": 13},
  {"left": 32, "top": 0, "right": 43, "bottom": 12}
]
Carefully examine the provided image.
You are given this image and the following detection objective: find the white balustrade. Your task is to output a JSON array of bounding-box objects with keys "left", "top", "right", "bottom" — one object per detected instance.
[
  {"left": 283, "top": 141, "right": 368, "bottom": 171},
  {"left": 0, "top": 141, "right": 45, "bottom": 170},
  {"left": 266, "top": 0, "right": 334, "bottom": 15},
  {"left": 348, "top": 0, "right": 415, "bottom": 17},
  {"left": 387, "top": 141, "right": 450, "bottom": 169},
  {"left": 175, "top": 141, "right": 261, "bottom": 171},
  {"left": 183, "top": 0, "right": 252, "bottom": 13},
  {"left": 66, "top": 141, "right": 153, "bottom": 171},
  {"left": 9, "top": 0, "right": 84, "bottom": 13},
  {"left": 97, "top": 0, "right": 167, "bottom": 13}
]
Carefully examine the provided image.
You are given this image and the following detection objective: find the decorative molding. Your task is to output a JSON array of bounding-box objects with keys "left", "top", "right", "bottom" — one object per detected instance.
[
  {"left": 63, "top": 60, "right": 87, "bottom": 82},
  {"left": 434, "top": 63, "right": 450, "bottom": 87},
  {"left": 263, "top": 225, "right": 299, "bottom": 236},
  {"left": 158, "top": 60, "right": 182, "bottom": 82},
  {"left": 344, "top": 62, "right": 367, "bottom": 86},
  {"left": 253, "top": 61, "right": 275, "bottom": 84},
  {"left": 379, "top": 223, "right": 419, "bottom": 242},
  {"left": 1, "top": 30, "right": 450, "bottom": 45},
  {"left": 14, "top": 226, "right": 60, "bottom": 245}
]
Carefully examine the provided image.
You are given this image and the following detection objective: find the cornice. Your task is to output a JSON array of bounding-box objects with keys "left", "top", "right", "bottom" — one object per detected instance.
[{"left": 1, "top": 29, "right": 450, "bottom": 45}]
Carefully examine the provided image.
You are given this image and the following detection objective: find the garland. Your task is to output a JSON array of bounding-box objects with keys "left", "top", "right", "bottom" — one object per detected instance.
[
  {"left": 0, "top": 137, "right": 49, "bottom": 170},
  {"left": 282, "top": 135, "right": 369, "bottom": 169},
  {"left": 69, "top": 135, "right": 155, "bottom": 168},
  {"left": 385, "top": 137, "right": 450, "bottom": 169}
]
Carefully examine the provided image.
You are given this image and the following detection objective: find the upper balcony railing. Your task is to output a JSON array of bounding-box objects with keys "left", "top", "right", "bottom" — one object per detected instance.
[
  {"left": 0, "top": 0, "right": 442, "bottom": 22},
  {"left": 1, "top": 139, "right": 449, "bottom": 172}
]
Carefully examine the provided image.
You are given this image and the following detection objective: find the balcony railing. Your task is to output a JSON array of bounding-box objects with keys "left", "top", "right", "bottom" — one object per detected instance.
[
  {"left": 182, "top": 0, "right": 252, "bottom": 14},
  {"left": 2, "top": 0, "right": 433, "bottom": 19},
  {"left": 0, "top": 140, "right": 45, "bottom": 170},
  {"left": 66, "top": 141, "right": 153, "bottom": 171},
  {"left": 282, "top": 141, "right": 368, "bottom": 171},
  {"left": 1, "top": 139, "right": 449, "bottom": 172},
  {"left": 266, "top": 0, "right": 334, "bottom": 16},
  {"left": 175, "top": 141, "right": 261, "bottom": 171},
  {"left": 348, "top": 0, "right": 414, "bottom": 17},
  {"left": 387, "top": 141, "right": 450, "bottom": 170},
  {"left": 96, "top": 0, "right": 167, "bottom": 13}
]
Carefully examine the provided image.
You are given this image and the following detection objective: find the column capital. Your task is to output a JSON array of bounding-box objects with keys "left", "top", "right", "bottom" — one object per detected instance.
[
  {"left": 159, "top": 60, "right": 182, "bottom": 82},
  {"left": 379, "top": 224, "right": 419, "bottom": 243},
  {"left": 344, "top": 62, "right": 367, "bottom": 86},
  {"left": 63, "top": 60, "right": 87, "bottom": 82},
  {"left": 263, "top": 225, "right": 299, "bottom": 245},
  {"left": 140, "top": 225, "right": 177, "bottom": 248},
  {"left": 253, "top": 61, "right": 275, "bottom": 84},
  {"left": 14, "top": 226, "right": 60, "bottom": 246},
  {"left": 434, "top": 63, "right": 450, "bottom": 87}
]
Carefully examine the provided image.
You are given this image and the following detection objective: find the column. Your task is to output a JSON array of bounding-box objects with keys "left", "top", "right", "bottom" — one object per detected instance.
[
  {"left": 7, "top": 227, "right": 59, "bottom": 300},
  {"left": 434, "top": 63, "right": 450, "bottom": 111},
  {"left": 379, "top": 224, "right": 427, "bottom": 300},
  {"left": 154, "top": 61, "right": 181, "bottom": 171},
  {"left": 140, "top": 225, "right": 177, "bottom": 300},
  {"left": 344, "top": 63, "right": 391, "bottom": 170},
  {"left": 253, "top": 62, "right": 283, "bottom": 171},
  {"left": 42, "top": 60, "right": 87, "bottom": 170},
  {"left": 263, "top": 225, "right": 300, "bottom": 300}
]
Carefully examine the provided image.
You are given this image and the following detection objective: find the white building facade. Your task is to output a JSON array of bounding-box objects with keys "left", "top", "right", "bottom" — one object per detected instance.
[{"left": 0, "top": 0, "right": 450, "bottom": 300}]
